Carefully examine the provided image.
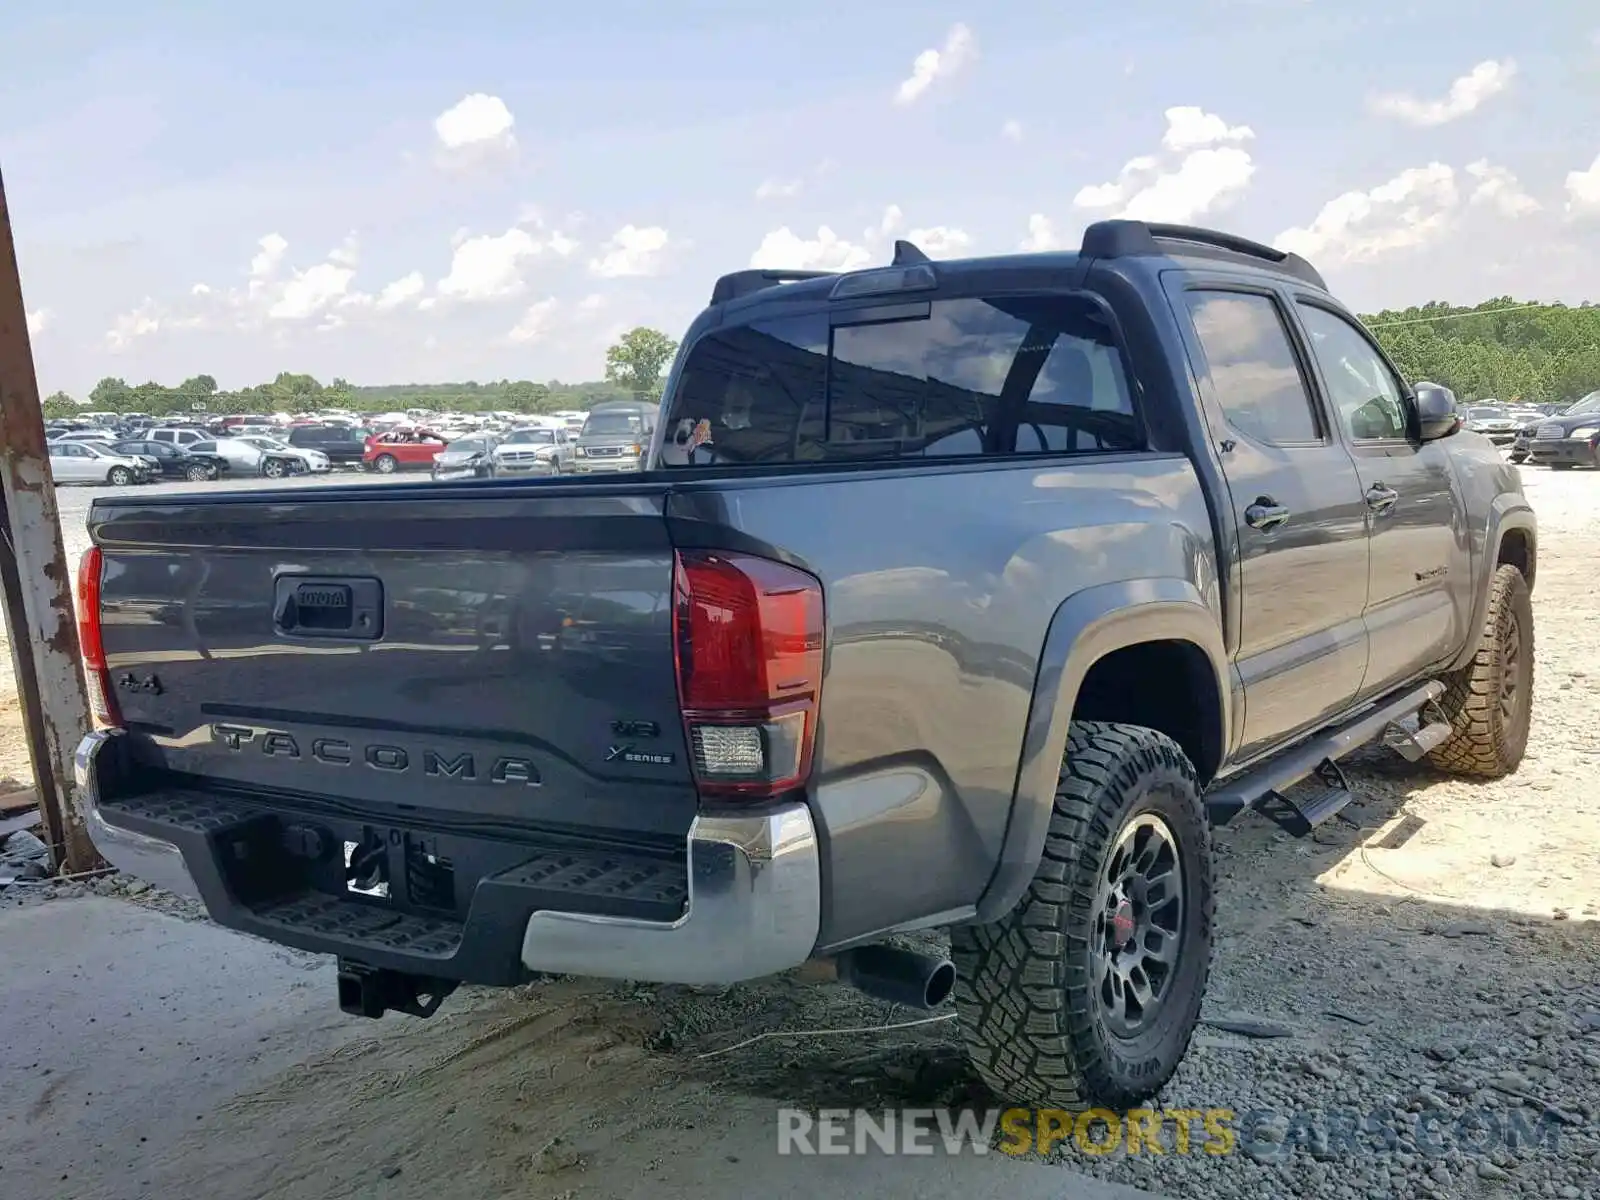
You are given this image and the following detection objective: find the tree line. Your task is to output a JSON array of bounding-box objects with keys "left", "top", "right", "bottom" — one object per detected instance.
[
  {"left": 40, "top": 301, "right": 1600, "bottom": 423},
  {"left": 42, "top": 327, "right": 683, "bottom": 421},
  {"left": 1366, "top": 298, "right": 1599, "bottom": 406}
]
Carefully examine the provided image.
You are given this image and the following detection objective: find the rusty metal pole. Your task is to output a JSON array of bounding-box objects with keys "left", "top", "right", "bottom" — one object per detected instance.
[{"left": 0, "top": 164, "right": 100, "bottom": 872}]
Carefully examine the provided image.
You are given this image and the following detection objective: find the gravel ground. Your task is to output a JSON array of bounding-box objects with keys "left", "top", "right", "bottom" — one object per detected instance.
[{"left": 1, "top": 463, "right": 1597, "bottom": 1200}]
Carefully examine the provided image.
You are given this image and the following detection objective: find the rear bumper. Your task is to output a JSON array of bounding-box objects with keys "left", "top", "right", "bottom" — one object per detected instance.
[{"left": 76, "top": 730, "right": 821, "bottom": 986}]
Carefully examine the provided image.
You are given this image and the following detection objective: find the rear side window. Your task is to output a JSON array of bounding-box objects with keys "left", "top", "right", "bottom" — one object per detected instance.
[
  {"left": 191, "top": 441, "right": 217, "bottom": 453},
  {"left": 659, "top": 295, "right": 1139, "bottom": 467},
  {"left": 1185, "top": 291, "right": 1321, "bottom": 446}
]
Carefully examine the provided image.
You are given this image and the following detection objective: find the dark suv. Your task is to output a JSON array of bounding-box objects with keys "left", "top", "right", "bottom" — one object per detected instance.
[{"left": 287, "top": 424, "right": 368, "bottom": 466}]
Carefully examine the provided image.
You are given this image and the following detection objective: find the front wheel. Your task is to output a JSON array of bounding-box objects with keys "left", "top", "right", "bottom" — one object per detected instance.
[
  {"left": 185, "top": 463, "right": 211, "bottom": 481},
  {"left": 373, "top": 454, "right": 398, "bottom": 474},
  {"left": 953, "top": 721, "right": 1213, "bottom": 1110},
  {"left": 107, "top": 466, "right": 134, "bottom": 486},
  {"left": 1426, "top": 563, "right": 1533, "bottom": 779},
  {"left": 261, "top": 457, "right": 288, "bottom": 479}
]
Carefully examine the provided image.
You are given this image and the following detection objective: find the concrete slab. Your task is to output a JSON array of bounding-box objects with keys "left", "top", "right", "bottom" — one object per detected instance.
[{"left": 0, "top": 898, "right": 1168, "bottom": 1200}]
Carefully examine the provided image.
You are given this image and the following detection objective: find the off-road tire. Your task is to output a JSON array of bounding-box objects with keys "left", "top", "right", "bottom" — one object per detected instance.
[
  {"left": 1426, "top": 563, "right": 1533, "bottom": 779},
  {"left": 952, "top": 721, "right": 1213, "bottom": 1110}
]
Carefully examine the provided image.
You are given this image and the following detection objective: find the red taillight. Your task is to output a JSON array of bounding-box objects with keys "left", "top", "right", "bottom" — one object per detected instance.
[
  {"left": 76, "top": 546, "right": 122, "bottom": 728},
  {"left": 672, "top": 550, "right": 824, "bottom": 800}
]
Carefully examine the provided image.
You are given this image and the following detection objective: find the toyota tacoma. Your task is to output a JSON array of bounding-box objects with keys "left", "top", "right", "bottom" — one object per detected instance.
[{"left": 74, "top": 220, "right": 1535, "bottom": 1109}]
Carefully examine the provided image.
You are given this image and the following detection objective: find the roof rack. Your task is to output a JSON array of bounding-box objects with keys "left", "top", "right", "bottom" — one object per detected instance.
[
  {"left": 1080, "top": 219, "right": 1326, "bottom": 290},
  {"left": 709, "top": 268, "right": 837, "bottom": 306}
]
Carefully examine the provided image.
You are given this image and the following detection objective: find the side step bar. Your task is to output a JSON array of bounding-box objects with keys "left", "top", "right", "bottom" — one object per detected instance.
[{"left": 1205, "top": 681, "right": 1445, "bottom": 830}]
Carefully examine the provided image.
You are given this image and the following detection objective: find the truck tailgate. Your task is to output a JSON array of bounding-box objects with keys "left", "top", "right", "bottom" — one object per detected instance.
[{"left": 89, "top": 481, "right": 697, "bottom": 842}]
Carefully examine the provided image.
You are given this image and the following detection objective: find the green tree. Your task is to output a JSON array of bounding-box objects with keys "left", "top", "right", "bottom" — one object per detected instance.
[
  {"left": 42, "top": 390, "right": 78, "bottom": 419},
  {"left": 604, "top": 327, "right": 678, "bottom": 402},
  {"left": 88, "top": 377, "right": 132, "bottom": 410}
]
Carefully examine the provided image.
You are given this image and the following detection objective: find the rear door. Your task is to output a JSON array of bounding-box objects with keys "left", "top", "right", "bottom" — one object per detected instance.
[
  {"left": 1289, "top": 300, "right": 1470, "bottom": 694},
  {"left": 1173, "top": 281, "right": 1370, "bottom": 760}
]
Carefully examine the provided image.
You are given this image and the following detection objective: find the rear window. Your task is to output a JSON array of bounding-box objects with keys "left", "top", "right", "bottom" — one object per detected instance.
[{"left": 659, "top": 294, "right": 1139, "bottom": 467}]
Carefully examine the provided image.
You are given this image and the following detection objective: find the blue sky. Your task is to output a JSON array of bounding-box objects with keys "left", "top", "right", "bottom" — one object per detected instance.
[{"left": 4, "top": 0, "right": 1597, "bottom": 395}]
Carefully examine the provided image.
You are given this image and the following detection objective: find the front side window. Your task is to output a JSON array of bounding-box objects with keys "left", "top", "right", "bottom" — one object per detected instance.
[
  {"left": 1186, "top": 291, "right": 1321, "bottom": 446},
  {"left": 1296, "top": 303, "right": 1409, "bottom": 441},
  {"left": 659, "top": 294, "right": 1139, "bottom": 467}
]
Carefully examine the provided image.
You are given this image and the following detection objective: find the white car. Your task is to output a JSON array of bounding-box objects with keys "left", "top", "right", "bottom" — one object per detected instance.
[
  {"left": 207, "top": 437, "right": 312, "bottom": 479},
  {"left": 241, "top": 436, "right": 331, "bottom": 475},
  {"left": 492, "top": 426, "right": 573, "bottom": 475},
  {"left": 47, "top": 441, "right": 152, "bottom": 486}
]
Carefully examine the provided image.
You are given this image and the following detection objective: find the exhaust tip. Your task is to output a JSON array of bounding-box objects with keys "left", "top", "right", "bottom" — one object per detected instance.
[{"left": 923, "top": 959, "right": 956, "bottom": 1008}]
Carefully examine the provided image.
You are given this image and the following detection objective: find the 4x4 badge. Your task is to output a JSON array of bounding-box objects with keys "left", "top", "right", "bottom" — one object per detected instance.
[{"left": 605, "top": 744, "right": 675, "bottom": 766}]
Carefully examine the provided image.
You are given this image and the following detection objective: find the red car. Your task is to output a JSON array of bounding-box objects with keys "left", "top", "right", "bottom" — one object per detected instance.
[{"left": 363, "top": 430, "right": 446, "bottom": 474}]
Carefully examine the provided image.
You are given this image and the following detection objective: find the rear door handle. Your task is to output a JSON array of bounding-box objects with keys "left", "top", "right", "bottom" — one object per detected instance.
[
  {"left": 1365, "top": 484, "right": 1399, "bottom": 513},
  {"left": 1244, "top": 499, "right": 1291, "bottom": 530}
]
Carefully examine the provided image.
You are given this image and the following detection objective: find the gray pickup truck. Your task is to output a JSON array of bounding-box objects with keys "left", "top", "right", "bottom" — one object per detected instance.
[{"left": 74, "top": 220, "right": 1535, "bottom": 1111}]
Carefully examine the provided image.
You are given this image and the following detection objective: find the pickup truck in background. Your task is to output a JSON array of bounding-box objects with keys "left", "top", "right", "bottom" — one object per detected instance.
[{"left": 74, "top": 221, "right": 1536, "bottom": 1110}]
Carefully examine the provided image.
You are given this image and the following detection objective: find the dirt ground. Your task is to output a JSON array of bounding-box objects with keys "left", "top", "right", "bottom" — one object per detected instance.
[{"left": 2, "top": 466, "right": 1598, "bottom": 1200}]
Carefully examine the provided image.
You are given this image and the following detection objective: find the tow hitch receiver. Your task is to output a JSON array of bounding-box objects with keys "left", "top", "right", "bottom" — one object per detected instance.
[{"left": 337, "top": 959, "right": 459, "bottom": 1019}]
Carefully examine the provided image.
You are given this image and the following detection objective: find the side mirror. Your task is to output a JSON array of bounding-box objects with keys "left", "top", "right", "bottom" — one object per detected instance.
[{"left": 1413, "top": 382, "right": 1459, "bottom": 442}]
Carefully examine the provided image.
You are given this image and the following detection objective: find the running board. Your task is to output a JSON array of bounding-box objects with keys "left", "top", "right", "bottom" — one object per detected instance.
[{"left": 1205, "top": 681, "right": 1445, "bottom": 828}]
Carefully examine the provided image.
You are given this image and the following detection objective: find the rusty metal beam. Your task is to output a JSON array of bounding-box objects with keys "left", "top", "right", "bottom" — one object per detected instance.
[{"left": 0, "top": 164, "right": 100, "bottom": 872}]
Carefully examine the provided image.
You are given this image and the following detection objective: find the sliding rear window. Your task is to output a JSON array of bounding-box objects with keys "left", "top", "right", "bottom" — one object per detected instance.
[{"left": 659, "top": 294, "right": 1141, "bottom": 467}]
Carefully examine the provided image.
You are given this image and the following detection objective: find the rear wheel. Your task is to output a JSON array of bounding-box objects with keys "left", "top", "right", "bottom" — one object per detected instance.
[
  {"left": 185, "top": 463, "right": 211, "bottom": 481},
  {"left": 373, "top": 454, "right": 398, "bottom": 474},
  {"left": 952, "top": 721, "right": 1213, "bottom": 1109},
  {"left": 1427, "top": 563, "right": 1534, "bottom": 778}
]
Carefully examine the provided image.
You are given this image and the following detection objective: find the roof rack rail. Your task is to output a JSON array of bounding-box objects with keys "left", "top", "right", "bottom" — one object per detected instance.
[
  {"left": 1080, "top": 219, "right": 1326, "bottom": 289},
  {"left": 709, "top": 268, "right": 837, "bottom": 306}
]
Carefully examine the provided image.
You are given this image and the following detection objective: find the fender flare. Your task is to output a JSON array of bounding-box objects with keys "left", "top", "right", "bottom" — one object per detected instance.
[
  {"left": 1445, "top": 497, "right": 1536, "bottom": 673},
  {"left": 973, "top": 578, "right": 1230, "bottom": 923}
]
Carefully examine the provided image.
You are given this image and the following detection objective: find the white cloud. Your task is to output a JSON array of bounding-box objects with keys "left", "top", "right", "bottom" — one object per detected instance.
[
  {"left": 248, "top": 233, "right": 288, "bottom": 296},
  {"left": 434, "top": 93, "right": 516, "bottom": 151},
  {"left": 105, "top": 300, "right": 163, "bottom": 350},
  {"left": 906, "top": 225, "right": 971, "bottom": 256},
  {"left": 374, "top": 271, "right": 426, "bottom": 310},
  {"left": 25, "top": 308, "right": 51, "bottom": 336},
  {"left": 508, "top": 297, "right": 559, "bottom": 343},
  {"left": 1567, "top": 153, "right": 1600, "bottom": 217},
  {"left": 1001, "top": 119, "right": 1023, "bottom": 143},
  {"left": 755, "top": 178, "right": 803, "bottom": 200},
  {"left": 894, "top": 23, "right": 976, "bottom": 106},
  {"left": 437, "top": 227, "right": 552, "bottom": 300},
  {"left": 588, "top": 224, "right": 671, "bottom": 278},
  {"left": 1273, "top": 163, "right": 1459, "bottom": 265},
  {"left": 1019, "top": 213, "right": 1065, "bottom": 252},
  {"left": 749, "top": 227, "right": 873, "bottom": 271},
  {"left": 1161, "top": 108, "right": 1254, "bottom": 153},
  {"left": 1073, "top": 107, "right": 1256, "bottom": 223},
  {"left": 1370, "top": 59, "right": 1515, "bottom": 127},
  {"left": 577, "top": 293, "right": 605, "bottom": 314},
  {"left": 269, "top": 260, "right": 357, "bottom": 321},
  {"left": 190, "top": 283, "right": 211, "bottom": 296},
  {"left": 748, "top": 204, "right": 961, "bottom": 271},
  {"left": 1465, "top": 160, "right": 1539, "bottom": 217}
]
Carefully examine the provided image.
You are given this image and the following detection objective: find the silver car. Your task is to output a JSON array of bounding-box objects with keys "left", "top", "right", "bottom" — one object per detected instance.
[{"left": 431, "top": 436, "right": 500, "bottom": 480}]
